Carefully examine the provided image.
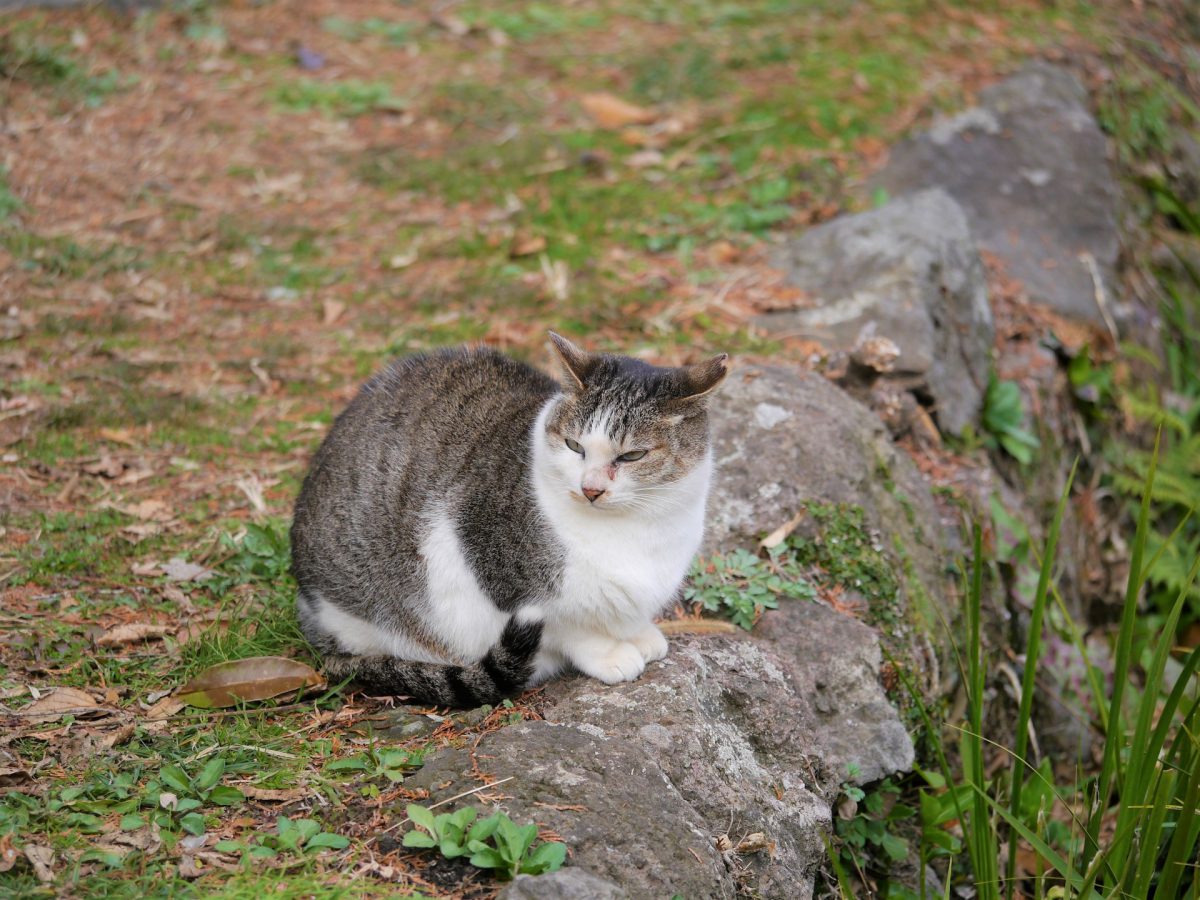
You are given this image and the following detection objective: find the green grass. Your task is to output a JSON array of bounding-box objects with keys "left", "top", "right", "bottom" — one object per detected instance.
[
  {"left": 271, "top": 79, "right": 407, "bottom": 117},
  {"left": 0, "top": 25, "right": 124, "bottom": 108}
]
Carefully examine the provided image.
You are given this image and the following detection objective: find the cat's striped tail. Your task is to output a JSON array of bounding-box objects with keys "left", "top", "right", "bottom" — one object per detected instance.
[{"left": 320, "top": 618, "right": 543, "bottom": 709}]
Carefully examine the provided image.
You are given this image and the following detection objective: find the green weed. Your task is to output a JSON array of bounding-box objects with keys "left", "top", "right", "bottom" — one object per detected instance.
[
  {"left": 321, "top": 16, "right": 415, "bottom": 45},
  {"left": 141, "top": 756, "right": 245, "bottom": 837},
  {"left": 215, "top": 816, "right": 349, "bottom": 862},
  {"left": 981, "top": 375, "right": 1040, "bottom": 464},
  {"left": 0, "top": 166, "right": 23, "bottom": 221},
  {"left": 271, "top": 80, "right": 406, "bottom": 117},
  {"left": 0, "top": 28, "right": 123, "bottom": 107},
  {"left": 403, "top": 803, "right": 566, "bottom": 880},
  {"left": 834, "top": 773, "right": 915, "bottom": 890},
  {"left": 685, "top": 546, "right": 815, "bottom": 630}
]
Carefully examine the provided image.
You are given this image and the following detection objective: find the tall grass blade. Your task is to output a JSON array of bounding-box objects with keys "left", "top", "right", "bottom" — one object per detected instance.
[
  {"left": 969, "top": 782, "right": 1099, "bottom": 899},
  {"left": 1104, "top": 551, "right": 1200, "bottom": 894},
  {"left": 1086, "top": 429, "right": 1161, "bottom": 872},
  {"left": 966, "top": 524, "right": 1001, "bottom": 900},
  {"left": 1005, "top": 461, "right": 1077, "bottom": 900}
]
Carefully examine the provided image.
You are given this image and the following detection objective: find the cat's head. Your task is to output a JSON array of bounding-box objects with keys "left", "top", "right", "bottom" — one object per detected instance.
[{"left": 539, "top": 332, "right": 728, "bottom": 512}]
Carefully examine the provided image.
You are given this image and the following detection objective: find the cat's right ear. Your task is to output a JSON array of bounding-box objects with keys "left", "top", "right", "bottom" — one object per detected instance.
[{"left": 548, "top": 332, "right": 598, "bottom": 391}]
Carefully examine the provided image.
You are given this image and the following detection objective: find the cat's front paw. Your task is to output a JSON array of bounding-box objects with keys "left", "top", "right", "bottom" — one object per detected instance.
[
  {"left": 573, "top": 640, "right": 646, "bottom": 685},
  {"left": 629, "top": 625, "right": 668, "bottom": 663}
]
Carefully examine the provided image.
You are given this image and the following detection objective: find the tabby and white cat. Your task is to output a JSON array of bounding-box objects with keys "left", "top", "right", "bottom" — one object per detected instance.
[{"left": 290, "top": 334, "right": 728, "bottom": 707}]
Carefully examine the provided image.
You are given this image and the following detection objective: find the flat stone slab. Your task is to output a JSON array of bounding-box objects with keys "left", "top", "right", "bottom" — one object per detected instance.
[{"left": 869, "top": 61, "right": 1121, "bottom": 325}]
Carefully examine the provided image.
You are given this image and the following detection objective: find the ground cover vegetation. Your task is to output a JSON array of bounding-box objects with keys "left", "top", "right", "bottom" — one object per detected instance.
[{"left": 1, "top": 0, "right": 1198, "bottom": 896}]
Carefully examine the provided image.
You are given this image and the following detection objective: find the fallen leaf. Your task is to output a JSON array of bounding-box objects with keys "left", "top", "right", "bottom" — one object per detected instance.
[
  {"left": 176, "top": 657, "right": 326, "bottom": 709},
  {"left": 97, "top": 622, "right": 172, "bottom": 647},
  {"left": 19, "top": 687, "right": 99, "bottom": 721},
  {"left": 321, "top": 299, "right": 345, "bottom": 325},
  {"left": 240, "top": 784, "right": 306, "bottom": 802},
  {"left": 97, "top": 427, "right": 137, "bottom": 446},
  {"left": 23, "top": 845, "right": 54, "bottom": 883},
  {"left": 388, "top": 249, "right": 418, "bottom": 269},
  {"left": 121, "top": 499, "right": 170, "bottom": 521},
  {"left": 121, "top": 522, "right": 162, "bottom": 543},
  {"left": 234, "top": 474, "right": 266, "bottom": 513},
  {"left": 0, "top": 834, "right": 17, "bottom": 873},
  {"left": 114, "top": 465, "right": 156, "bottom": 486},
  {"left": 81, "top": 454, "right": 125, "bottom": 478},
  {"left": 99, "top": 722, "right": 136, "bottom": 749},
  {"left": 162, "top": 558, "right": 214, "bottom": 582},
  {"left": 178, "top": 855, "right": 204, "bottom": 879},
  {"left": 657, "top": 619, "right": 738, "bottom": 635},
  {"left": 0, "top": 765, "right": 31, "bottom": 788},
  {"left": 132, "top": 560, "right": 162, "bottom": 577},
  {"left": 758, "top": 510, "right": 807, "bottom": 551},
  {"left": 627, "top": 150, "right": 665, "bottom": 168},
  {"left": 580, "top": 92, "right": 656, "bottom": 130},
  {"left": 510, "top": 234, "right": 547, "bottom": 258},
  {"left": 145, "top": 695, "right": 185, "bottom": 721}
]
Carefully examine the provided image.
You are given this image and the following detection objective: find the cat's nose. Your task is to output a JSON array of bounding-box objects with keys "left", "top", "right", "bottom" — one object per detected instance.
[{"left": 583, "top": 487, "right": 606, "bottom": 503}]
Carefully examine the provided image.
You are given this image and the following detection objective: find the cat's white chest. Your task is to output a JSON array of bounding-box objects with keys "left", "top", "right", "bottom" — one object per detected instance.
[{"left": 555, "top": 511, "right": 702, "bottom": 628}]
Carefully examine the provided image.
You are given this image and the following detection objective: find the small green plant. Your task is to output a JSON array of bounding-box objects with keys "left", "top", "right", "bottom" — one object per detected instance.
[
  {"left": 321, "top": 16, "right": 414, "bottom": 44},
  {"left": 403, "top": 804, "right": 567, "bottom": 880},
  {"left": 324, "top": 746, "right": 424, "bottom": 783},
  {"left": 215, "top": 816, "right": 349, "bottom": 861},
  {"left": 0, "top": 167, "right": 22, "bottom": 222},
  {"left": 685, "top": 546, "right": 816, "bottom": 630},
  {"left": 222, "top": 520, "right": 291, "bottom": 583},
  {"left": 834, "top": 775, "right": 915, "bottom": 886},
  {"left": 981, "top": 375, "right": 1040, "bottom": 464},
  {"left": 141, "top": 757, "right": 244, "bottom": 836},
  {"left": 271, "top": 79, "right": 406, "bottom": 117}
]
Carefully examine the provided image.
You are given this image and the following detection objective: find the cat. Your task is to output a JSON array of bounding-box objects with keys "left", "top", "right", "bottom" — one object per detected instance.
[{"left": 290, "top": 333, "right": 728, "bottom": 708}]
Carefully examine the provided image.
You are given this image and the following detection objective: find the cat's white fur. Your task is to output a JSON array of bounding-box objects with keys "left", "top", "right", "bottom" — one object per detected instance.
[
  {"left": 303, "top": 395, "right": 710, "bottom": 687},
  {"left": 528, "top": 402, "right": 710, "bottom": 684}
]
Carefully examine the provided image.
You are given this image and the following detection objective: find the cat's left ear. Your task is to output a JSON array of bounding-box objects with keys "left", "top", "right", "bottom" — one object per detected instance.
[
  {"left": 676, "top": 353, "right": 730, "bottom": 402},
  {"left": 548, "top": 332, "right": 599, "bottom": 390}
]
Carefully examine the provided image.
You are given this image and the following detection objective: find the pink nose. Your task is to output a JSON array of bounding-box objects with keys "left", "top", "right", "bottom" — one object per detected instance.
[{"left": 583, "top": 487, "right": 606, "bottom": 503}]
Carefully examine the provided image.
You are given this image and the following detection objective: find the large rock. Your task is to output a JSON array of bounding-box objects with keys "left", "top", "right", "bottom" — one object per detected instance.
[
  {"left": 406, "top": 615, "right": 916, "bottom": 899},
  {"left": 870, "top": 61, "right": 1121, "bottom": 326},
  {"left": 499, "top": 869, "right": 629, "bottom": 899},
  {"left": 706, "top": 364, "right": 951, "bottom": 641},
  {"left": 755, "top": 189, "right": 994, "bottom": 435}
]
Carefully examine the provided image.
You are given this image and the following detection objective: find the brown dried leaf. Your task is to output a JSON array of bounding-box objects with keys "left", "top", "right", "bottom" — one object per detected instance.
[
  {"left": 97, "top": 622, "right": 172, "bottom": 646},
  {"left": 657, "top": 619, "right": 738, "bottom": 636},
  {"left": 321, "top": 299, "right": 346, "bottom": 325},
  {"left": 580, "top": 93, "right": 657, "bottom": 130},
  {"left": 145, "top": 695, "right": 185, "bottom": 721},
  {"left": 0, "top": 834, "right": 18, "bottom": 874},
  {"left": 162, "top": 557, "right": 214, "bottom": 582},
  {"left": 510, "top": 234, "right": 547, "bottom": 258},
  {"left": 120, "top": 499, "right": 171, "bottom": 521},
  {"left": 240, "top": 784, "right": 306, "bottom": 802},
  {"left": 757, "top": 510, "right": 807, "bottom": 552},
  {"left": 97, "top": 427, "right": 137, "bottom": 446},
  {"left": 23, "top": 845, "right": 54, "bottom": 883},
  {"left": 0, "top": 765, "right": 31, "bottom": 788},
  {"left": 19, "top": 687, "right": 99, "bottom": 721},
  {"left": 176, "top": 657, "right": 326, "bottom": 709},
  {"left": 81, "top": 454, "right": 125, "bottom": 478}
]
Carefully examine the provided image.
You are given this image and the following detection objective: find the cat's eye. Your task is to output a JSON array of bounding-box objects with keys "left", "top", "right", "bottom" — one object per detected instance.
[
  {"left": 565, "top": 438, "right": 584, "bottom": 455},
  {"left": 616, "top": 450, "right": 647, "bottom": 463}
]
